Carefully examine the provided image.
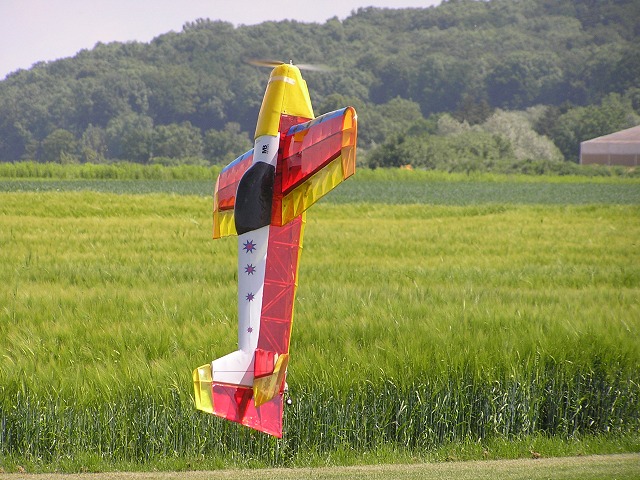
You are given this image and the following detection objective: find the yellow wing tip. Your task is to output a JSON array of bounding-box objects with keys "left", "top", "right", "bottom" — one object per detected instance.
[{"left": 213, "top": 209, "right": 237, "bottom": 239}]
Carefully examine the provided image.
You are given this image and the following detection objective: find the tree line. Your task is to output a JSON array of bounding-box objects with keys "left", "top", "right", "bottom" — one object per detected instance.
[{"left": 0, "top": 0, "right": 638, "bottom": 171}]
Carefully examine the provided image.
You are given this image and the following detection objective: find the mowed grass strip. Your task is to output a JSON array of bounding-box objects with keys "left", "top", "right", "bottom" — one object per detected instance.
[
  {"left": 1, "top": 454, "right": 638, "bottom": 480},
  {"left": 0, "top": 191, "right": 639, "bottom": 469},
  {"left": 1, "top": 168, "right": 639, "bottom": 204}
]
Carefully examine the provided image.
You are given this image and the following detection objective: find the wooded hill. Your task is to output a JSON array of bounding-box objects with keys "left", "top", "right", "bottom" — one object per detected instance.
[{"left": 1, "top": 0, "right": 638, "bottom": 171}]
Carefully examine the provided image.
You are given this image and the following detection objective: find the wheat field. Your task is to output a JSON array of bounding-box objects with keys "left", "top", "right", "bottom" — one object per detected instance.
[{"left": 0, "top": 184, "right": 638, "bottom": 471}]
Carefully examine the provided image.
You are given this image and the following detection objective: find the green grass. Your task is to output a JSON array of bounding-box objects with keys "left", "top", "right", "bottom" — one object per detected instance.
[
  {"left": 0, "top": 161, "right": 221, "bottom": 180},
  {"left": 1, "top": 161, "right": 639, "bottom": 204},
  {"left": 1, "top": 177, "right": 639, "bottom": 204},
  {"left": 0, "top": 186, "right": 639, "bottom": 472},
  {"left": 0, "top": 161, "right": 637, "bottom": 181}
]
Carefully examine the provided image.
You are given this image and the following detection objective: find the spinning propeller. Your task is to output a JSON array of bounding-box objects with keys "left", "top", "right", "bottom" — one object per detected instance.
[{"left": 247, "top": 59, "right": 330, "bottom": 72}]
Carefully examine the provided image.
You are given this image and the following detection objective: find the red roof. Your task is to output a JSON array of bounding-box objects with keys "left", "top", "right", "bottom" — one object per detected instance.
[{"left": 582, "top": 125, "right": 640, "bottom": 144}]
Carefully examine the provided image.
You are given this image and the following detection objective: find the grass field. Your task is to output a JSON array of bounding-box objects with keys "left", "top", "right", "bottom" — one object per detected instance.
[
  {"left": 0, "top": 170, "right": 639, "bottom": 473},
  {"left": 1, "top": 165, "right": 640, "bottom": 205}
]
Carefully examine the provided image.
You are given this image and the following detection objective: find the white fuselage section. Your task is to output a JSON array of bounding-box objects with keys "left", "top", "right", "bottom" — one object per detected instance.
[{"left": 210, "top": 134, "right": 279, "bottom": 387}]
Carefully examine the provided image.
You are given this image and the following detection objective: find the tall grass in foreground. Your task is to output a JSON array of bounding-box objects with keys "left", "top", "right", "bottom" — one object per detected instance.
[
  {"left": 0, "top": 191, "right": 639, "bottom": 470},
  {"left": 2, "top": 371, "right": 637, "bottom": 468}
]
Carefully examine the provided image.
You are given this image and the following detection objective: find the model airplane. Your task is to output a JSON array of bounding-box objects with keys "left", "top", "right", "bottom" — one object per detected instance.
[{"left": 192, "top": 61, "right": 357, "bottom": 437}]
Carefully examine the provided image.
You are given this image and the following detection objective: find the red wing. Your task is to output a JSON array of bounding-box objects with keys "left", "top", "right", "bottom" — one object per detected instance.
[
  {"left": 212, "top": 149, "right": 253, "bottom": 238},
  {"left": 279, "top": 107, "right": 356, "bottom": 194},
  {"left": 213, "top": 106, "right": 358, "bottom": 235},
  {"left": 272, "top": 107, "right": 357, "bottom": 226}
]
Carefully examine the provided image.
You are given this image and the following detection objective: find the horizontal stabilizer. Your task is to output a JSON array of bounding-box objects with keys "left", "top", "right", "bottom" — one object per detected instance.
[
  {"left": 192, "top": 362, "right": 284, "bottom": 437},
  {"left": 193, "top": 364, "right": 214, "bottom": 414},
  {"left": 192, "top": 347, "right": 288, "bottom": 436}
]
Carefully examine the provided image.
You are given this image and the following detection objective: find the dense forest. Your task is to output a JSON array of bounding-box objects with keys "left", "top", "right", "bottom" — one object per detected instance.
[{"left": 0, "top": 0, "right": 639, "bottom": 172}]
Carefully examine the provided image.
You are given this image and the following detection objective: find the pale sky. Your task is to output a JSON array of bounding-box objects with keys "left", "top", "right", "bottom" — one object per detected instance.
[{"left": 0, "top": 0, "right": 441, "bottom": 80}]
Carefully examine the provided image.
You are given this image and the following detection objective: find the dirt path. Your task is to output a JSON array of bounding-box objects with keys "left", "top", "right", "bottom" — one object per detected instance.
[{"left": 2, "top": 453, "right": 639, "bottom": 480}]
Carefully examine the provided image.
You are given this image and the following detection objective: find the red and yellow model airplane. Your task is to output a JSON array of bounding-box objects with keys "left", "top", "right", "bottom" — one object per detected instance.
[{"left": 192, "top": 61, "right": 357, "bottom": 437}]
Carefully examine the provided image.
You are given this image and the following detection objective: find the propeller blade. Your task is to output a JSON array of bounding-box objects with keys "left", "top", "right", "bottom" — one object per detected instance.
[
  {"left": 296, "top": 63, "right": 332, "bottom": 72},
  {"left": 247, "top": 59, "right": 331, "bottom": 72},
  {"left": 246, "top": 59, "right": 285, "bottom": 68}
]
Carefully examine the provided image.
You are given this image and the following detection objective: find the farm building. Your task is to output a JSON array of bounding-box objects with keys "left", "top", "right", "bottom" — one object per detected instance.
[{"left": 580, "top": 124, "right": 640, "bottom": 166}]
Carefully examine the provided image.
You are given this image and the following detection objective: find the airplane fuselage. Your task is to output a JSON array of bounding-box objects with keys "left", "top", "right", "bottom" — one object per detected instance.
[
  {"left": 193, "top": 62, "right": 357, "bottom": 437},
  {"left": 210, "top": 64, "right": 314, "bottom": 388}
]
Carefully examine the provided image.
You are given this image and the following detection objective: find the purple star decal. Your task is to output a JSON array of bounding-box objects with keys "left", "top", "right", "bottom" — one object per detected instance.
[
  {"left": 247, "top": 327, "right": 253, "bottom": 333},
  {"left": 245, "top": 292, "right": 255, "bottom": 302},
  {"left": 244, "top": 264, "right": 256, "bottom": 275},
  {"left": 242, "top": 240, "right": 256, "bottom": 253}
]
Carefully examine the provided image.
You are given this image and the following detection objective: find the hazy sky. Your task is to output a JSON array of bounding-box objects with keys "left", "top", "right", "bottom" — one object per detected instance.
[{"left": 0, "top": 0, "right": 441, "bottom": 79}]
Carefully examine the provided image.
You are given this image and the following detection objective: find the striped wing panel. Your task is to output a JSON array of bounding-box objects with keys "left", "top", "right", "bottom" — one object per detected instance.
[
  {"left": 213, "top": 150, "right": 254, "bottom": 239},
  {"left": 272, "top": 107, "right": 357, "bottom": 226}
]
